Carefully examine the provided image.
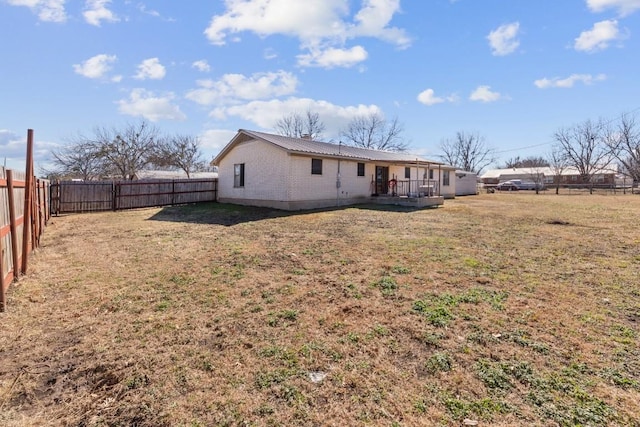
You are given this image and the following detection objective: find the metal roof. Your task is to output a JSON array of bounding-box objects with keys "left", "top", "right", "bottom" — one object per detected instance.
[
  {"left": 213, "top": 129, "right": 444, "bottom": 165},
  {"left": 480, "top": 166, "right": 619, "bottom": 179}
]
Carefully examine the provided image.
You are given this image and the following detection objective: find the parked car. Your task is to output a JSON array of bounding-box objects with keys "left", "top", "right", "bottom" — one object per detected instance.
[
  {"left": 495, "top": 181, "right": 520, "bottom": 191},
  {"left": 495, "top": 179, "right": 544, "bottom": 191}
]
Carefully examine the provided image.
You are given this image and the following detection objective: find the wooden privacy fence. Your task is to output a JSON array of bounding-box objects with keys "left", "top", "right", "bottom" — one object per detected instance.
[
  {"left": 50, "top": 178, "right": 218, "bottom": 214},
  {"left": 0, "top": 167, "right": 50, "bottom": 311}
]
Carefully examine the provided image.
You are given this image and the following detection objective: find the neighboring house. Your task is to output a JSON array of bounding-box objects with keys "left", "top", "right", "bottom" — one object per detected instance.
[
  {"left": 133, "top": 170, "right": 218, "bottom": 180},
  {"left": 480, "top": 167, "right": 548, "bottom": 186},
  {"left": 480, "top": 166, "right": 618, "bottom": 187},
  {"left": 212, "top": 129, "right": 456, "bottom": 211},
  {"left": 455, "top": 170, "right": 478, "bottom": 196}
]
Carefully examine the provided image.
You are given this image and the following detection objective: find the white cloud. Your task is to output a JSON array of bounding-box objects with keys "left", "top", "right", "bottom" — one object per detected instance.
[
  {"left": 136, "top": 3, "right": 175, "bottom": 22},
  {"left": 534, "top": 73, "right": 607, "bottom": 88},
  {"left": 586, "top": 0, "right": 640, "bottom": 16},
  {"left": 351, "top": 0, "right": 411, "bottom": 48},
  {"left": 203, "top": 0, "right": 410, "bottom": 68},
  {"left": 0, "top": 129, "right": 60, "bottom": 170},
  {"left": 469, "top": 85, "right": 503, "bottom": 103},
  {"left": 199, "top": 129, "right": 238, "bottom": 155},
  {"left": 204, "top": 0, "right": 348, "bottom": 45},
  {"left": 209, "top": 97, "right": 381, "bottom": 136},
  {"left": 417, "top": 88, "right": 458, "bottom": 106},
  {"left": 6, "top": 0, "right": 67, "bottom": 22},
  {"left": 73, "top": 53, "right": 118, "bottom": 79},
  {"left": 134, "top": 58, "right": 166, "bottom": 80},
  {"left": 185, "top": 71, "right": 298, "bottom": 105},
  {"left": 487, "top": 22, "right": 520, "bottom": 56},
  {"left": 263, "top": 48, "right": 278, "bottom": 60},
  {"left": 211, "top": 97, "right": 381, "bottom": 138},
  {"left": 297, "top": 45, "right": 368, "bottom": 68},
  {"left": 575, "top": 20, "right": 624, "bottom": 52},
  {"left": 83, "top": 0, "right": 119, "bottom": 26},
  {"left": 0, "top": 129, "right": 25, "bottom": 160},
  {"left": 192, "top": 60, "right": 211, "bottom": 72},
  {"left": 117, "top": 89, "right": 186, "bottom": 122}
]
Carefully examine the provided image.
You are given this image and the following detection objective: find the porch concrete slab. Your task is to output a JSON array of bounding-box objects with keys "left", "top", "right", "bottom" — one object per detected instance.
[{"left": 369, "top": 195, "right": 444, "bottom": 208}]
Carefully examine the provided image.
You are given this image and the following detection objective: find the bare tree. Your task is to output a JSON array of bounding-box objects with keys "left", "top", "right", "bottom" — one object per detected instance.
[
  {"left": 341, "top": 113, "right": 408, "bottom": 151},
  {"left": 548, "top": 145, "right": 569, "bottom": 194},
  {"left": 503, "top": 155, "right": 549, "bottom": 169},
  {"left": 438, "top": 131, "right": 496, "bottom": 174},
  {"left": 604, "top": 112, "right": 640, "bottom": 183},
  {"left": 93, "top": 120, "right": 160, "bottom": 180},
  {"left": 275, "top": 110, "right": 325, "bottom": 140},
  {"left": 154, "top": 134, "right": 205, "bottom": 178},
  {"left": 553, "top": 119, "right": 613, "bottom": 192},
  {"left": 47, "top": 136, "right": 104, "bottom": 180}
]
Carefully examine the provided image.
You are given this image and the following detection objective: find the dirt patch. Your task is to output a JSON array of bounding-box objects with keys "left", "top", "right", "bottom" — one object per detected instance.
[{"left": 546, "top": 219, "right": 572, "bottom": 225}]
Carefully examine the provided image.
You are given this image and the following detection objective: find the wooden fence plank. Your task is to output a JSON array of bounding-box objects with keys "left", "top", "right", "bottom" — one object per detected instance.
[
  {"left": 1, "top": 167, "right": 11, "bottom": 310},
  {"left": 0, "top": 157, "right": 49, "bottom": 311},
  {"left": 7, "top": 170, "right": 20, "bottom": 284},
  {"left": 21, "top": 129, "right": 35, "bottom": 274},
  {"left": 51, "top": 178, "right": 218, "bottom": 214}
]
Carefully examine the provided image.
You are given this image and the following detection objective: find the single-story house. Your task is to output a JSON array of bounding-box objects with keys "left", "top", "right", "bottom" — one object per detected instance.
[
  {"left": 455, "top": 170, "right": 478, "bottom": 196},
  {"left": 212, "top": 129, "right": 457, "bottom": 211}
]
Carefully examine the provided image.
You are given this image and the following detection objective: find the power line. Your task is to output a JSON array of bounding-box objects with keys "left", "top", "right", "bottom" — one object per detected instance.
[
  {"left": 495, "top": 141, "right": 551, "bottom": 154},
  {"left": 494, "top": 106, "right": 640, "bottom": 155}
]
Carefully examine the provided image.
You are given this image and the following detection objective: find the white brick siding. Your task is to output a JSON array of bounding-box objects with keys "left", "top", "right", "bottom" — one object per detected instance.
[
  {"left": 289, "top": 155, "right": 373, "bottom": 201},
  {"left": 218, "top": 140, "right": 375, "bottom": 209},
  {"left": 217, "top": 134, "right": 456, "bottom": 209},
  {"left": 218, "top": 139, "right": 290, "bottom": 202}
]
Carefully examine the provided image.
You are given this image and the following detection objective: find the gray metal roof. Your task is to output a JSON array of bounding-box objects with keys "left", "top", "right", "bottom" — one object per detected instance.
[
  {"left": 214, "top": 129, "right": 443, "bottom": 165},
  {"left": 480, "top": 166, "right": 619, "bottom": 179}
]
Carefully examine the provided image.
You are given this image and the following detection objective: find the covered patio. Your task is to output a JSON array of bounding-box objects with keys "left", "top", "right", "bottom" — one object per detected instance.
[{"left": 367, "top": 161, "right": 448, "bottom": 207}]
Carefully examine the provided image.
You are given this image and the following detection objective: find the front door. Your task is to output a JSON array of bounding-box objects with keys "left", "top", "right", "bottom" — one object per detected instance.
[{"left": 375, "top": 166, "right": 389, "bottom": 195}]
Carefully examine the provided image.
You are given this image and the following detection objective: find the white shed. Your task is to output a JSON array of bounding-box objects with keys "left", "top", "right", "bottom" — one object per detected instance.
[{"left": 455, "top": 170, "right": 478, "bottom": 196}]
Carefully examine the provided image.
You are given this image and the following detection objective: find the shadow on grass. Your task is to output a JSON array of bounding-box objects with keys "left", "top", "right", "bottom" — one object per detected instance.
[{"left": 147, "top": 201, "right": 431, "bottom": 226}]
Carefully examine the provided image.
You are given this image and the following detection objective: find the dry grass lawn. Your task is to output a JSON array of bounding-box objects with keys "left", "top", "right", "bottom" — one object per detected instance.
[{"left": 1, "top": 193, "right": 639, "bottom": 426}]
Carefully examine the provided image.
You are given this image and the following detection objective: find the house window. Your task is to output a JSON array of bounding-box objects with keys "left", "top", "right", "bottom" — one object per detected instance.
[
  {"left": 405, "top": 167, "right": 411, "bottom": 179},
  {"left": 234, "top": 163, "right": 245, "bottom": 187},
  {"left": 357, "top": 162, "right": 365, "bottom": 177},
  {"left": 443, "top": 170, "right": 450, "bottom": 186},
  {"left": 311, "top": 158, "right": 323, "bottom": 175},
  {"left": 429, "top": 169, "right": 434, "bottom": 180}
]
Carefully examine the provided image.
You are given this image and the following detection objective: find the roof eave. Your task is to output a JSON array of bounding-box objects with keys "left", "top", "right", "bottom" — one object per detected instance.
[{"left": 211, "top": 129, "right": 255, "bottom": 165}]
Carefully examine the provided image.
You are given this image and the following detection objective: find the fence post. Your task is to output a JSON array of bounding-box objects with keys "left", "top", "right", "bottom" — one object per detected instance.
[
  {"left": 112, "top": 181, "right": 117, "bottom": 211},
  {"left": 21, "top": 129, "right": 34, "bottom": 274},
  {"left": 7, "top": 170, "right": 20, "bottom": 282},
  {"left": 41, "top": 180, "right": 49, "bottom": 224},
  {"left": 36, "top": 180, "right": 42, "bottom": 246},
  {"left": 50, "top": 181, "right": 58, "bottom": 216},
  {"left": 0, "top": 231, "right": 4, "bottom": 312},
  {"left": 31, "top": 180, "right": 38, "bottom": 249}
]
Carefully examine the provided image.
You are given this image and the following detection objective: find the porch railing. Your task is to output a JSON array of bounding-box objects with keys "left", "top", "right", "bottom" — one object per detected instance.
[{"left": 390, "top": 179, "right": 440, "bottom": 197}]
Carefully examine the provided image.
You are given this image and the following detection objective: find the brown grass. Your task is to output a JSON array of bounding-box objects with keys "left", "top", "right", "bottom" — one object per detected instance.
[{"left": 1, "top": 193, "right": 639, "bottom": 426}]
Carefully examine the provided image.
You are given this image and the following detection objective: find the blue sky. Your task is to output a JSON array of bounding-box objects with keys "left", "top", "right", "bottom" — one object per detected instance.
[{"left": 1, "top": 0, "right": 639, "bottom": 173}]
